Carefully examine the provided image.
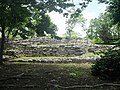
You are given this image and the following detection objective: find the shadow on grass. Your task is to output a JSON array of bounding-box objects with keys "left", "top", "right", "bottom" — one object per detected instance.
[{"left": 0, "top": 62, "right": 119, "bottom": 90}]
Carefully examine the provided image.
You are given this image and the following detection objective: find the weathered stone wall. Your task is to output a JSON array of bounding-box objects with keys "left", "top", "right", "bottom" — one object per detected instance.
[
  {"left": 5, "top": 41, "right": 87, "bottom": 57},
  {"left": 27, "top": 45, "right": 87, "bottom": 56},
  {"left": 14, "top": 37, "right": 91, "bottom": 45},
  {"left": 4, "top": 37, "right": 113, "bottom": 57}
]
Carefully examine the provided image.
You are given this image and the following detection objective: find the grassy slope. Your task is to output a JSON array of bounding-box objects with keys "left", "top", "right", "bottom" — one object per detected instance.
[{"left": 0, "top": 62, "right": 119, "bottom": 90}]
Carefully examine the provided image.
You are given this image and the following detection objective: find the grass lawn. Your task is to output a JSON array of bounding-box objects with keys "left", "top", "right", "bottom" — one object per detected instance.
[{"left": 0, "top": 62, "right": 119, "bottom": 90}]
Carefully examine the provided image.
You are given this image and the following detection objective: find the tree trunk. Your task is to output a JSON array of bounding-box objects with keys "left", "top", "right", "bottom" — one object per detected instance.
[{"left": 0, "top": 18, "right": 5, "bottom": 65}]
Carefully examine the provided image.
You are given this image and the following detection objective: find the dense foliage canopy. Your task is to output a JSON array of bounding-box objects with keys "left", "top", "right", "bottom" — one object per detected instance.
[
  {"left": 87, "top": 12, "right": 119, "bottom": 43},
  {"left": 91, "top": 0, "right": 120, "bottom": 80},
  {"left": 0, "top": 0, "right": 92, "bottom": 64}
]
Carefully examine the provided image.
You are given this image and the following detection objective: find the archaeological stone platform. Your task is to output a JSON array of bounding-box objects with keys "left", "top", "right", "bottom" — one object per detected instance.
[{"left": 4, "top": 37, "right": 113, "bottom": 59}]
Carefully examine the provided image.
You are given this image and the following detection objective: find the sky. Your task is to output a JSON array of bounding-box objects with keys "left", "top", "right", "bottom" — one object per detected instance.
[{"left": 49, "top": 0, "right": 107, "bottom": 38}]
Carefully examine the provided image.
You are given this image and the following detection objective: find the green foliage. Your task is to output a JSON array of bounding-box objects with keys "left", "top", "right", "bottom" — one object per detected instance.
[
  {"left": 99, "top": 0, "right": 120, "bottom": 43},
  {"left": 0, "top": 0, "right": 92, "bottom": 63},
  {"left": 34, "top": 14, "right": 58, "bottom": 38},
  {"left": 0, "top": 0, "right": 36, "bottom": 39},
  {"left": 62, "top": 31, "right": 81, "bottom": 39},
  {"left": 0, "top": 0, "right": 91, "bottom": 39},
  {"left": 107, "top": 0, "right": 120, "bottom": 25},
  {"left": 92, "top": 38, "right": 104, "bottom": 44},
  {"left": 0, "top": 0, "right": 92, "bottom": 39},
  {"left": 91, "top": 0, "right": 120, "bottom": 80},
  {"left": 91, "top": 46, "right": 120, "bottom": 80},
  {"left": 81, "top": 52, "right": 99, "bottom": 57},
  {"left": 87, "top": 12, "right": 119, "bottom": 44},
  {"left": 65, "top": 9, "right": 86, "bottom": 39}
]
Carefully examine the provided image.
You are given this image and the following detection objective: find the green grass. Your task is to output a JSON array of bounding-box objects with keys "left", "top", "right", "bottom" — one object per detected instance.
[
  {"left": 13, "top": 56, "right": 42, "bottom": 60},
  {"left": 81, "top": 52, "right": 99, "bottom": 57},
  {"left": 0, "top": 62, "right": 119, "bottom": 90}
]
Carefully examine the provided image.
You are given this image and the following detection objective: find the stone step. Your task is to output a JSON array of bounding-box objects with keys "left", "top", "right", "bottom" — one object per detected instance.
[{"left": 9, "top": 56, "right": 100, "bottom": 63}]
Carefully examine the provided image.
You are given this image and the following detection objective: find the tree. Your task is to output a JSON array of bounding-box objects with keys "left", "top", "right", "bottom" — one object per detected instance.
[
  {"left": 107, "top": 0, "right": 120, "bottom": 25},
  {"left": 91, "top": 0, "right": 120, "bottom": 80},
  {"left": 0, "top": 0, "right": 92, "bottom": 64},
  {"left": 98, "top": 0, "right": 120, "bottom": 42},
  {"left": 5, "top": 16, "right": 35, "bottom": 39},
  {"left": 0, "top": 0, "right": 36, "bottom": 64},
  {"left": 107, "top": 0, "right": 120, "bottom": 42},
  {"left": 35, "top": 14, "right": 57, "bottom": 37},
  {"left": 0, "top": 0, "right": 71, "bottom": 64},
  {"left": 5, "top": 11, "right": 57, "bottom": 39},
  {"left": 47, "top": 22, "right": 58, "bottom": 39},
  {"left": 62, "top": 31, "right": 81, "bottom": 39},
  {"left": 86, "top": 12, "right": 119, "bottom": 43},
  {"left": 65, "top": 9, "right": 86, "bottom": 39}
]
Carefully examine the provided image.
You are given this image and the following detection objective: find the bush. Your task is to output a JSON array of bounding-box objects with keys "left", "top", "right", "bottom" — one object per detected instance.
[{"left": 91, "top": 45, "right": 120, "bottom": 80}]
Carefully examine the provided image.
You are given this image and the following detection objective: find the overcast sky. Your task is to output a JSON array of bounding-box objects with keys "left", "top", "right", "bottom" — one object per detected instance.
[{"left": 49, "top": 0, "right": 107, "bottom": 37}]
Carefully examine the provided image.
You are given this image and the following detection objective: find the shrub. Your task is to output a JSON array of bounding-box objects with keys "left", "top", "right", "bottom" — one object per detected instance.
[{"left": 91, "top": 45, "right": 120, "bottom": 80}]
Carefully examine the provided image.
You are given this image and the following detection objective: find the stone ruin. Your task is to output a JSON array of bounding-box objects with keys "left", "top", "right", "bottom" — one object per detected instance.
[{"left": 4, "top": 37, "right": 112, "bottom": 58}]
